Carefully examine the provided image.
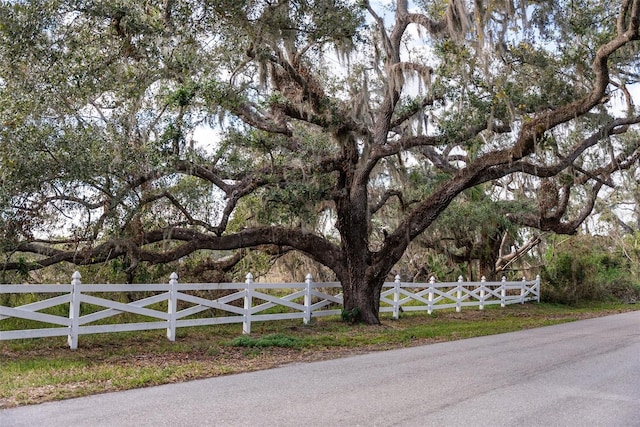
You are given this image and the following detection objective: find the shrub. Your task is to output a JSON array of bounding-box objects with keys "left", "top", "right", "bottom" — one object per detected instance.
[{"left": 540, "top": 235, "right": 639, "bottom": 304}]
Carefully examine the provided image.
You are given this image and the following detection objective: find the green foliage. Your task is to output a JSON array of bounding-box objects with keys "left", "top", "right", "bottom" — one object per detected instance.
[
  {"left": 418, "top": 187, "right": 529, "bottom": 278},
  {"left": 168, "top": 83, "right": 199, "bottom": 107},
  {"left": 230, "top": 333, "right": 302, "bottom": 348},
  {"left": 341, "top": 307, "right": 360, "bottom": 323},
  {"left": 540, "top": 235, "right": 640, "bottom": 304}
]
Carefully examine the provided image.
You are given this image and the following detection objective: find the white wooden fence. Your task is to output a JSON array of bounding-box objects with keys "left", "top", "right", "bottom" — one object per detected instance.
[{"left": 0, "top": 272, "right": 540, "bottom": 349}]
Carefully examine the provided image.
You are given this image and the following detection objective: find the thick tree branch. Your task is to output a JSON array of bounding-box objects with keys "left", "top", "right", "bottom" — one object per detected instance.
[
  {"left": 369, "top": 122, "right": 510, "bottom": 165},
  {"left": 509, "top": 0, "right": 640, "bottom": 162},
  {"left": 390, "top": 94, "right": 439, "bottom": 130},
  {"left": 376, "top": 105, "right": 640, "bottom": 273},
  {"left": 187, "top": 249, "right": 247, "bottom": 277},
  {"left": 495, "top": 234, "right": 542, "bottom": 273},
  {"left": 477, "top": 116, "right": 640, "bottom": 183},
  {"left": 370, "top": 190, "right": 404, "bottom": 215},
  {"left": 9, "top": 227, "right": 343, "bottom": 276},
  {"left": 174, "top": 160, "right": 232, "bottom": 194},
  {"left": 509, "top": 182, "right": 604, "bottom": 235},
  {"left": 235, "top": 101, "right": 293, "bottom": 137}
]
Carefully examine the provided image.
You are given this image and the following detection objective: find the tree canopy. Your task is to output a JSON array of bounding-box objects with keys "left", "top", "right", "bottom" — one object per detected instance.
[{"left": 1, "top": 0, "right": 640, "bottom": 323}]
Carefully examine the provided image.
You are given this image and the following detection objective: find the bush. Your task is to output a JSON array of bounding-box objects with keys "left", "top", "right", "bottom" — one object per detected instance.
[{"left": 540, "top": 235, "right": 640, "bottom": 304}]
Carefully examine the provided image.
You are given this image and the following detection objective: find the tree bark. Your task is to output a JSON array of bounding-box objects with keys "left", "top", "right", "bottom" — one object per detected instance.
[{"left": 341, "top": 274, "right": 383, "bottom": 324}]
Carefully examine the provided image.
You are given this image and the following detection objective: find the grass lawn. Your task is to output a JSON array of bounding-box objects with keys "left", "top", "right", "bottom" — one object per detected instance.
[{"left": 1, "top": 302, "right": 638, "bottom": 408}]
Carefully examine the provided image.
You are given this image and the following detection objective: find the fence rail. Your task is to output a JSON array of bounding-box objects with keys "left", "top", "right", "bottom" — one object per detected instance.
[{"left": 0, "top": 272, "right": 540, "bottom": 349}]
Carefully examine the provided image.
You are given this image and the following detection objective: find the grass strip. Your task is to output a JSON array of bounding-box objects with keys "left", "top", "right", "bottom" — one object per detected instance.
[{"left": 1, "top": 302, "right": 637, "bottom": 408}]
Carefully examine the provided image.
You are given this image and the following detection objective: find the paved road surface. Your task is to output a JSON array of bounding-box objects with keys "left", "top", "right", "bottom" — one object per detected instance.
[{"left": 2, "top": 311, "right": 639, "bottom": 426}]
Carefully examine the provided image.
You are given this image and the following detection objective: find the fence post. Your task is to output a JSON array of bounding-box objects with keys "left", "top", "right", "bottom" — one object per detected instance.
[
  {"left": 428, "top": 276, "right": 435, "bottom": 315},
  {"left": 500, "top": 276, "right": 507, "bottom": 308},
  {"left": 167, "top": 272, "right": 178, "bottom": 341},
  {"left": 392, "top": 275, "right": 401, "bottom": 320},
  {"left": 304, "top": 273, "right": 313, "bottom": 325},
  {"left": 68, "top": 271, "right": 81, "bottom": 350},
  {"left": 456, "top": 276, "right": 463, "bottom": 313},
  {"left": 520, "top": 277, "right": 527, "bottom": 304},
  {"left": 243, "top": 273, "right": 254, "bottom": 334},
  {"left": 479, "top": 276, "right": 486, "bottom": 310},
  {"left": 536, "top": 274, "right": 541, "bottom": 303}
]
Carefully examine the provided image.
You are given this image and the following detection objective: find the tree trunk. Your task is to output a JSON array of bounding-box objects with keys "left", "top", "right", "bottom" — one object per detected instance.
[
  {"left": 341, "top": 275, "right": 383, "bottom": 324},
  {"left": 479, "top": 259, "right": 497, "bottom": 281},
  {"left": 332, "top": 142, "right": 383, "bottom": 324}
]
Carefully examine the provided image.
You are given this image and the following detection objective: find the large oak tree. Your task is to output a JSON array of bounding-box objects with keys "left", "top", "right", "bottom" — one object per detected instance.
[{"left": 1, "top": 0, "right": 640, "bottom": 323}]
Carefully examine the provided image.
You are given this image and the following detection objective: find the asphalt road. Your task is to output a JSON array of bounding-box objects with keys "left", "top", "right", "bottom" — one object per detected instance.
[{"left": 2, "top": 311, "right": 639, "bottom": 427}]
